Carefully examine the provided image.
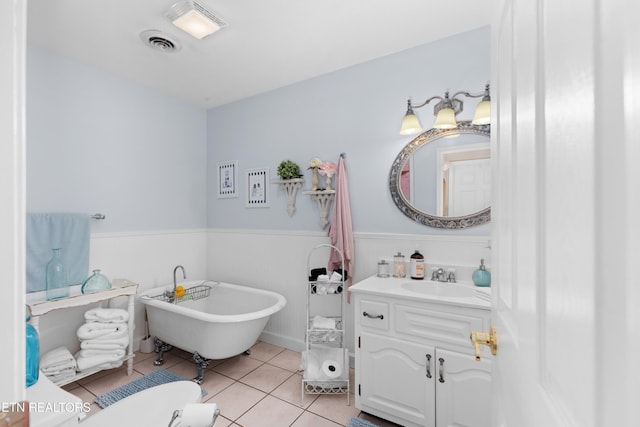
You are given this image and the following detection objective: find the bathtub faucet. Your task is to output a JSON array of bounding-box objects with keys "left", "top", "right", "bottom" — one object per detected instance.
[{"left": 168, "top": 265, "right": 186, "bottom": 302}]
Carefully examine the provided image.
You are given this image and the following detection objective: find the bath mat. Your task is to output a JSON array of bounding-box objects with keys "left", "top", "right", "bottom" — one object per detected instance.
[
  {"left": 95, "top": 369, "right": 206, "bottom": 408},
  {"left": 347, "top": 417, "right": 380, "bottom": 427}
]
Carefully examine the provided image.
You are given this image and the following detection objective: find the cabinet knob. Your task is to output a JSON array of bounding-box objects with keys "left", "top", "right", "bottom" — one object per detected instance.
[
  {"left": 470, "top": 325, "right": 498, "bottom": 361},
  {"left": 362, "top": 311, "right": 384, "bottom": 320}
]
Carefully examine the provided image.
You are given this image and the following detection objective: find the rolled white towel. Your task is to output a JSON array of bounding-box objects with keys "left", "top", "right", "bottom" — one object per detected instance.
[
  {"left": 312, "top": 315, "right": 336, "bottom": 330},
  {"left": 76, "top": 348, "right": 125, "bottom": 358},
  {"left": 77, "top": 322, "right": 128, "bottom": 341},
  {"left": 44, "top": 367, "right": 77, "bottom": 382},
  {"left": 75, "top": 349, "right": 125, "bottom": 372},
  {"left": 80, "top": 335, "right": 129, "bottom": 350},
  {"left": 84, "top": 308, "right": 129, "bottom": 323},
  {"left": 40, "top": 346, "right": 76, "bottom": 372},
  {"left": 41, "top": 364, "right": 75, "bottom": 375}
]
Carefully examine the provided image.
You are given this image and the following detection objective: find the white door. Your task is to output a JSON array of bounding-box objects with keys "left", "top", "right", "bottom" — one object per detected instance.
[
  {"left": 447, "top": 158, "right": 491, "bottom": 217},
  {"left": 491, "top": 0, "right": 640, "bottom": 426},
  {"left": 0, "top": 0, "right": 26, "bottom": 403}
]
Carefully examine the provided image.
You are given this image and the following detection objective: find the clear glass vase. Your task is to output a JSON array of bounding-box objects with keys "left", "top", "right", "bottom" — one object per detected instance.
[
  {"left": 81, "top": 269, "right": 112, "bottom": 294},
  {"left": 46, "top": 248, "right": 69, "bottom": 300}
]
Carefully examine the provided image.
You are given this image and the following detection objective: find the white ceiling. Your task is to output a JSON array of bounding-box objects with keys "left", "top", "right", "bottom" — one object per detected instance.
[{"left": 27, "top": 0, "right": 493, "bottom": 109}]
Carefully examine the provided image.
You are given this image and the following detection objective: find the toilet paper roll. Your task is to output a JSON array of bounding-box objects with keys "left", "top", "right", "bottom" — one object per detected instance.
[
  {"left": 178, "top": 403, "right": 219, "bottom": 427},
  {"left": 321, "top": 359, "right": 343, "bottom": 379}
]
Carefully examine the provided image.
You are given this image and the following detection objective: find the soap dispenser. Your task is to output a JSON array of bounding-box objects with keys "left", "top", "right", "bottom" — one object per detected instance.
[{"left": 472, "top": 259, "right": 491, "bottom": 287}]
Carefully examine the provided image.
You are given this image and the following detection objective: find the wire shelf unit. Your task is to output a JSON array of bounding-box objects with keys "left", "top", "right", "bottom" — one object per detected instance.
[{"left": 301, "top": 244, "right": 349, "bottom": 406}]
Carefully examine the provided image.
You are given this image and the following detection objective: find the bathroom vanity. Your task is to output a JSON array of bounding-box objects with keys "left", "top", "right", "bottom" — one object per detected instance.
[{"left": 351, "top": 275, "right": 492, "bottom": 427}]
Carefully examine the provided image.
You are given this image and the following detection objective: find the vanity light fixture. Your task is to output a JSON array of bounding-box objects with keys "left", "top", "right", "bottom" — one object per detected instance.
[
  {"left": 400, "top": 84, "right": 491, "bottom": 135},
  {"left": 165, "top": 0, "right": 228, "bottom": 40}
]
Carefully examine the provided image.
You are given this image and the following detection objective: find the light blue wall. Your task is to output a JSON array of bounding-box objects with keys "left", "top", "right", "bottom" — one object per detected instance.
[
  {"left": 27, "top": 45, "right": 207, "bottom": 232},
  {"left": 27, "top": 26, "right": 490, "bottom": 236},
  {"left": 207, "top": 26, "right": 491, "bottom": 235}
]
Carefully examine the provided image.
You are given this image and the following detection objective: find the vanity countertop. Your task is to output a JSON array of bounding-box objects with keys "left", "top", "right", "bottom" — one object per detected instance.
[{"left": 350, "top": 275, "right": 491, "bottom": 310}]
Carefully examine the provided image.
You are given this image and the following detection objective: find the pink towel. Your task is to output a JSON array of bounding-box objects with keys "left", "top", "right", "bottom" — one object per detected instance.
[{"left": 328, "top": 156, "right": 355, "bottom": 301}]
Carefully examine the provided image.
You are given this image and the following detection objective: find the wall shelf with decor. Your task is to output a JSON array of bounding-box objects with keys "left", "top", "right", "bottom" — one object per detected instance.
[
  {"left": 272, "top": 178, "right": 304, "bottom": 216},
  {"left": 304, "top": 190, "right": 335, "bottom": 228}
]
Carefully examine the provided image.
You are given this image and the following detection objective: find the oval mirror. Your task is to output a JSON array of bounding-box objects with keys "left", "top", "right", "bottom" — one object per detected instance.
[{"left": 389, "top": 121, "right": 491, "bottom": 229}]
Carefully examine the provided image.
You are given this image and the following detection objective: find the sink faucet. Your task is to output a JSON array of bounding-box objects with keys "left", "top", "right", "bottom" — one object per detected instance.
[
  {"left": 431, "top": 267, "right": 456, "bottom": 283},
  {"left": 170, "top": 265, "right": 186, "bottom": 302}
]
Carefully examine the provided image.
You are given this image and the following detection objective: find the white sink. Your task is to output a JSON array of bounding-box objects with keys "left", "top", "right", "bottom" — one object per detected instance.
[{"left": 401, "top": 281, "right": 476, "bottom": 298}]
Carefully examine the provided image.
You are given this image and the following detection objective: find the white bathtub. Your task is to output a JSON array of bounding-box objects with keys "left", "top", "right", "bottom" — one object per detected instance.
[{"left": 138, "top": 280, "right": 286, "bottom": 359}]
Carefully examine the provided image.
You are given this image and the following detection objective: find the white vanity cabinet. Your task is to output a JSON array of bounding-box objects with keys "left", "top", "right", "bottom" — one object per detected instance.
[{"left": 352, "top": 276, "right": 492, "bottom": 427}]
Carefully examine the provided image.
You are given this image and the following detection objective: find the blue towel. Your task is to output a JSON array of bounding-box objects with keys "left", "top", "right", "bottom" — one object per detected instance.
[{"left": 26, "top": 213, "right": 90, "bottom": 293}]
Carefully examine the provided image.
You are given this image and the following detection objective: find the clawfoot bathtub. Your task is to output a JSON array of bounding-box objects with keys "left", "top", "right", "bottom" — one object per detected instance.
[{"left": 138, "top": 280, "right": 286, "bottom": 382}]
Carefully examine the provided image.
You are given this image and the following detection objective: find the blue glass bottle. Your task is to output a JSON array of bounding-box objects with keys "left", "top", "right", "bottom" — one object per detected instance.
[
  {"left": 46, "top": 248, "right": 69, "bottom": 300},
  {"left": 26, "top": 307, "right": 40, "bottom": 387},
  {"left": 472, "top": 258, "right": 491, "bottom": 287}
]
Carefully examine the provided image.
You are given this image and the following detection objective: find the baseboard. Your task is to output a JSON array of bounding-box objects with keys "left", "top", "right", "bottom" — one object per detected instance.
[{"left": 259, "top": 330, "right": 305, "bottom": 353}]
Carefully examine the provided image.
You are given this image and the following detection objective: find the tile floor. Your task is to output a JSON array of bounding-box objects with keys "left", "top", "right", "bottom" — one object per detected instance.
[{"left": 62, "top": 341, "right": 400, "bottom": 427}]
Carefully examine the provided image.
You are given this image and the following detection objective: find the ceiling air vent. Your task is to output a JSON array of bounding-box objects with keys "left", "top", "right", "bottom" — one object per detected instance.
[{"left": 140, "top": 30, "right": 181, "bottom": 53}]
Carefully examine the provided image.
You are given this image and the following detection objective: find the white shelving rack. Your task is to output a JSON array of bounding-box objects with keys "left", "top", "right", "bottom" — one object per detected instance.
[{"left": 301, "top": 244, "right": 350, "bottom": 405}]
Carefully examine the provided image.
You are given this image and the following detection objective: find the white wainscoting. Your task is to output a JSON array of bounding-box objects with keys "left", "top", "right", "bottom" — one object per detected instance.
[
  {"left": 206, "top": 229, "right": 492, "bottom": 357},
  {"left": 36, "top": 227, "right": 491, "bottom": 363}
]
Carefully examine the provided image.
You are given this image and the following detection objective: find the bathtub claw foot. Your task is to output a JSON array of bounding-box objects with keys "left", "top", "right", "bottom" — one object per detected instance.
[
  {"left": 193, "top": 352, "right": 210, "bottom": 384},
  {"left": 153, "top": 337, "right": 173, "bottom": 366}
]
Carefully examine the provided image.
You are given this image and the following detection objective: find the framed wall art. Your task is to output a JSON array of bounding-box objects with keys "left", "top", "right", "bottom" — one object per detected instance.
[
  {"left": 217, "top": 161, "right": 238, "bottom": 198},
  {"left": 246, "top": 168, "right": 270, "bottom": 208}
]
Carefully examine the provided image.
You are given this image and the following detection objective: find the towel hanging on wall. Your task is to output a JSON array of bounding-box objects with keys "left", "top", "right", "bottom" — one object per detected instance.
[
  {"left": 327, "top": 155, "right": 355, "bottom": 302},
  {"left": 26, "top": 212, "right": 90, "bottom": 293}
]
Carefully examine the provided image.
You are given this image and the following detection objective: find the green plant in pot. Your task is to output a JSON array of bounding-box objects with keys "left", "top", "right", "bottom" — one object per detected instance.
[{"left": 277, "top": 160, "right": 302, "bottom": 180}]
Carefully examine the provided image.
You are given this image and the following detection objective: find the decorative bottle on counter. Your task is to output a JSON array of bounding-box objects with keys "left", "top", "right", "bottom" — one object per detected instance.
[
  {"left": 26, "top": 307, "right": 39, "bottom": 387},
  {"left": 410, "top": 250, "right": 425, "bottom": 280},
  {"left": 82, "top": 269, "right": 112, "bottom": 294},
  {"left": 393, "top": 252, "right": 406, "bottom": 278},
  {"left": 472, "top": 258, "right": 491, "bottom": 287},
  {"left": 377, "top": 260, "right": 390, "bottom": 278},
  {"left": 46, "top": 248, "right": 69, "bottom": 300}
]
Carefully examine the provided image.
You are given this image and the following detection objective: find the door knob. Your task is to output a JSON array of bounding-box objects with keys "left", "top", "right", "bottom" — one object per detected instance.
[{"left": 470, "top": 325, "right": 497, "bottom": 361}]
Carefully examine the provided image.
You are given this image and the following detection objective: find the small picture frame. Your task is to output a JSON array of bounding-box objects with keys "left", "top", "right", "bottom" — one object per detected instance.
[
  {"left": 246, "top": 168, "right": 270, "bottom": 208},
  {"left": 217, "top": 161, "right": 238, "bottom": 198}
]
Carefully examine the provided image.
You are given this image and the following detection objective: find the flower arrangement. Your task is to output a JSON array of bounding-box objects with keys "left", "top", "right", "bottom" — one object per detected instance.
[
  {"left": 319, "top": 161, "right": 337, "bottom": 190},
  {"left": 318, "top": 161, "right": 337, "bottom": 177},
  {"left": 308, "top": 157, "right": 322, "bottom": 170}
]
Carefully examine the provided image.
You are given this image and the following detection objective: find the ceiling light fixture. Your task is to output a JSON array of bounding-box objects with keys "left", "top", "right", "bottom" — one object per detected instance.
[
  {"left": 165, "top": 0, "right": 228, "bottom": 40},
  {"left": 400, "top": 83, "right": 491, "bottom": 135}
]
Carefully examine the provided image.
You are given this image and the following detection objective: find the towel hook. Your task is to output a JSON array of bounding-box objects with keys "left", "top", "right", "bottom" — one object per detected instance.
[{"left": 91, "top": 213, "right": 106, "bottom": 220}]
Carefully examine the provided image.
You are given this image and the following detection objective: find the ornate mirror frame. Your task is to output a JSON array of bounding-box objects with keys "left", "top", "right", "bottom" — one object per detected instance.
[{"left": 389, "top": 121, "right": 491, "bottom": 229}]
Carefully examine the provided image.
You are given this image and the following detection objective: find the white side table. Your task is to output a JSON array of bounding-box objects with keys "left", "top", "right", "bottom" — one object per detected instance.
[{"left": 26, "top": 279, "right": 139, "bottom": 385}]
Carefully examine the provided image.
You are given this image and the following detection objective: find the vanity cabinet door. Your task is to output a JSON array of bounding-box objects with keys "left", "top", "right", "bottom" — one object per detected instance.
[
  {"left": 359, "top": 332, "right": 435, "bottom": 427},
  {"left": 435, "top": 348, "right": 492, "bottom": 427}
]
